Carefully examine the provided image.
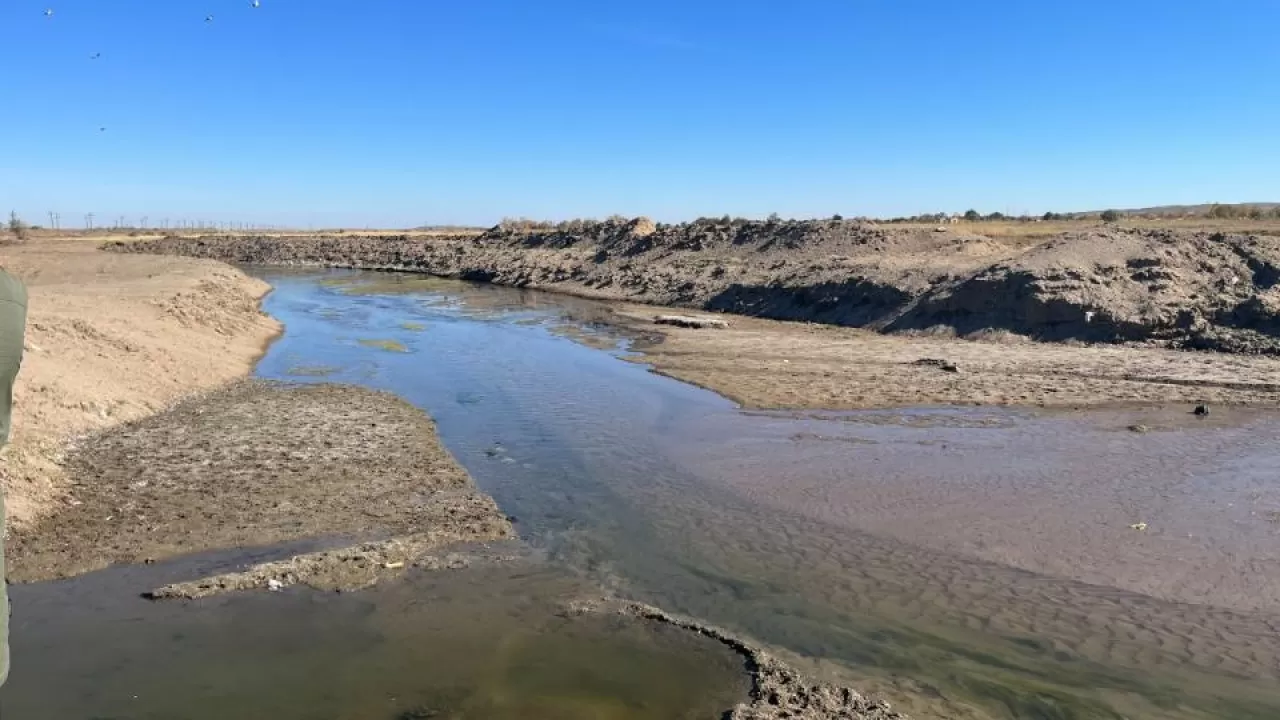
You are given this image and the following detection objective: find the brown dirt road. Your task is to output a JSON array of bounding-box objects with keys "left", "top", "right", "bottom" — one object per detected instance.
[{"left": 0, "top": 236, "right": 280, "bottom": 529}]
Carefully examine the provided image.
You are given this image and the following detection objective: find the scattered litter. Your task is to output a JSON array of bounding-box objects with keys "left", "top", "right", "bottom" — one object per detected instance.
[
  {"left": 1129, "top": 522, "right": 1148, "bottom": 532},
  {"left": 1084, "top": 310, "right": 1096, "bottom": 323},
  {"left": 1127, "top": 424, "right": 1150, "bottom": 433},
  {"left": 266, "top": 578, "right": 284, "bottom": 592},
  {"left": 383, "top": 561, "right": 405, "bottom": 570}
]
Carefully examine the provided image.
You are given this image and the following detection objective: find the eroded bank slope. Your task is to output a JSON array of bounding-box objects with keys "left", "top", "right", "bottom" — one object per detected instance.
[
  {"left": 112, "top": 219, "right": 1280, "bottom": 354},
  {"left": 0, "top": 237, "right": 280, "bottom": 528}
]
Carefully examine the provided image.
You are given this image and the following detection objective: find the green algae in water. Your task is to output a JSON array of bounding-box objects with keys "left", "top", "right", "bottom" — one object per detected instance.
[
  {"left": 285, "top": 364, "right": 340, "bottom": 377},
  {"left": 358, "top": 338, "right": 410, "bottom": 353},
  {"left": 400, "top": 322, "right": 427, "bottom": 331}
]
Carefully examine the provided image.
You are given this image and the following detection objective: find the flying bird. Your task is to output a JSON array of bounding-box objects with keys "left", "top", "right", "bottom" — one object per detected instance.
[
  {"left": 251, "top": 0, "right": 260, "bottom": 7},
  {"left": 90, "top": 53, "right": 101, "bottom": 60},
  {"left": 44, "top": 8, "right": 54, "bottom": 17},
  {"left": 205, "top": 14, "right": 214, "bottom": 23}
]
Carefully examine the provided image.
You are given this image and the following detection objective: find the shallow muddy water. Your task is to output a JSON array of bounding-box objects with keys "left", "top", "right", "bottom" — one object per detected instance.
[
  {"left": 10, "top": 269, "right": 1280, "bottom": 719},
  {"left": 3, "top": 544, "right": 747, "bottom": 719},
  {"left": 242, "top": 271, "right": 1280, "bottom": 719}
]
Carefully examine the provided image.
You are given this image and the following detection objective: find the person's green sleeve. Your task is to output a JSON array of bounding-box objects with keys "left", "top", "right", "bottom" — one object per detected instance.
[{"left": 0, "top": 270, "right": 29, "bottom": 688}]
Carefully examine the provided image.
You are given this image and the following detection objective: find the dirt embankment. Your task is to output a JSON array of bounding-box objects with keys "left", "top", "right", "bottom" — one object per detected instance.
[
  {"left": 111, "top": 219, "right": 1280, "bottom": 354},
  {"left": 0, "top": 237, "right": 281, "bottom": 529}
]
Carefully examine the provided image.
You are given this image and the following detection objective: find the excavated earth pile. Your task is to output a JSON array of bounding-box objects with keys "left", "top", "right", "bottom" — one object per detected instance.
[{"left": 109, "top": 220, "right": 1280, "bottom": 354}]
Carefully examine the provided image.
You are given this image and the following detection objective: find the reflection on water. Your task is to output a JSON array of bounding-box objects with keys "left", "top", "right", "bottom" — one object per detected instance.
[{"left": 248, "top": 270, "right": 1280, "bottom": 720}]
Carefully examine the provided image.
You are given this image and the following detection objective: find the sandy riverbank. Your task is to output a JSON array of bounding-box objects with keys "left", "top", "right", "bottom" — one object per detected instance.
[
  {"left": 611, "top": 306, "right": 1280, "bottom": 410},
  {"left": 0, "top": 236, "right": 281, "bottom": 529},
  {"left": 110, "top": 228, "right": 1280, "bottom": 410}
]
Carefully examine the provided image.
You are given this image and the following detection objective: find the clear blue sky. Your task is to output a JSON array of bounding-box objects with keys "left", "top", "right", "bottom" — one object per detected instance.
[{"left": 2, "top": 0, "right": 1279, "bottom": 228}]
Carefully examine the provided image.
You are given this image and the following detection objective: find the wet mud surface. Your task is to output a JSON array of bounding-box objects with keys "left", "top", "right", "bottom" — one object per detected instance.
[{"left": 7, "top": 380, "right": 511, "bottom": 583}]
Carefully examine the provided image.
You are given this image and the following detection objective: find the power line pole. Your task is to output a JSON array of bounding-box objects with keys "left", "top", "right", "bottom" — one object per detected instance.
[
  {"left": 85, "top": 213, "right": 95, "bottom": 231},
  {"left": 141, "top": 216, "right": 149, "bottom": 229}
]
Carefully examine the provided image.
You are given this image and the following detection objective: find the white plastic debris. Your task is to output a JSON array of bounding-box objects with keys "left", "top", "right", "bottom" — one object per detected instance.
[{"left": 266, "top": 578, "right": 284, "bottom": 592}]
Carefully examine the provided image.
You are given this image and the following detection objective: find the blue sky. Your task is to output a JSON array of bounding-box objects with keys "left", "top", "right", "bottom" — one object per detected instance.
[{"left": 2, "top": 0, "right": 1279, "bottom": 228}]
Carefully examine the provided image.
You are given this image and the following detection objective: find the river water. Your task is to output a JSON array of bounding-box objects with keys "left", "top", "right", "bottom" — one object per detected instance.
[{"left": 7, "top": 269, "right": 1280, "bottom": 719}]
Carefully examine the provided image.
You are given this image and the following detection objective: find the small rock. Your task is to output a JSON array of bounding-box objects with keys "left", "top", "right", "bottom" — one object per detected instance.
[
  {"left": 1193, "top": 404, "right": 1210, "bottom": 417},
  {"left": 654, "top": 314, "right": 728, "bottom": 329},
  {"left": 1129, "top": 522, "right": 1148, "bottom": 531},
  {"left": 913, "top": 358, "right": 959, "bottom": 372},
  {"left": 1127, "top": 424, "right": 1150, "bottom": 433}
]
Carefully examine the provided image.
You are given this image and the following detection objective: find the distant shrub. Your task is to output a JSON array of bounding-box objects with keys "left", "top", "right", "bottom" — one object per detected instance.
[
  {"left": 830, "top": 213, "right": 842, "bottom": 221},
  {"left": 985, "top": 211, "right": 1006, "bottom": 221},
  {"left": 964, "top": 209, "right": 981, "bottom": 222},
  {"left": 1247, "top": 206, "right": 1265, "bottom": 220},
  {"left": 1100, "top": 209, "right": 1122, "bottom": 223},
  {"left": 1207, "top": 204, "right": 1237, "bottom": 219},
  {"left": 7, "top": 211, "right": 28, "bottom": 241}
]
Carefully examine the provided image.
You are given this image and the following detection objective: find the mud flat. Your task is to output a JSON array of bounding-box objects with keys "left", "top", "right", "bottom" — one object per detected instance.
[
  {"left": 7, "top": 380, "right": 513, "bottom": 585},
  {"left": 610, "top": 305, "right": 1280, "bottom": 410},
  {"left": 0, "top": 235, "right": 281, "bottom": 528},
  {"left": 566, "top": 595, "right": 907, "bottom": 720}
]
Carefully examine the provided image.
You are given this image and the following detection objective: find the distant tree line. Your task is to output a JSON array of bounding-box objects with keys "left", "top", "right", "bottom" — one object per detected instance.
[{"left": 495, "top": 205, "right": 1280, "bottom": 233}]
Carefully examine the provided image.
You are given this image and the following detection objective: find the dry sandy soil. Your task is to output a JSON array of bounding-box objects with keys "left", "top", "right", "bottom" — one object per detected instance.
[
  {"left": 0, "top": 236, "right": 280, "bottom": 528},
  {"left": 613, "top": 307, "right": 1280, "bottom": 410}
]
